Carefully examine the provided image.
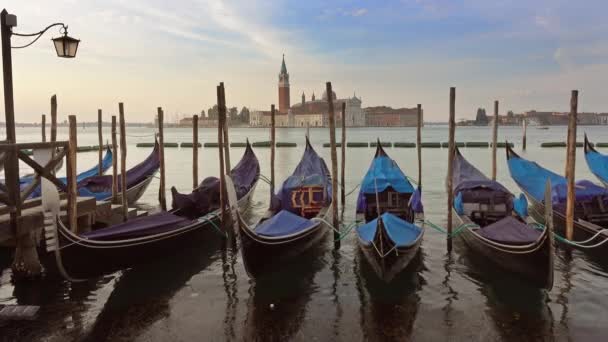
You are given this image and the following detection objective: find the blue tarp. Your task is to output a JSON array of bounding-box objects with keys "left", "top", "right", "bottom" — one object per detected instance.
[
  {"left": 477, "top": 216, "right": 541, "bottom": 244},
  {"left": 507, "top": 155, "right": 566, "bottom": 201},
  {"left": 507, "top": 154, "right": 608, "bottom": 204},
  {"left": 360, "top": 155, "right": 415, "bottom": 194},
  {"left": 586, "top": 148, "right": 608, "bottom": 184},
  {"left": 255, "top": 210, "right": 317, "bottom": 237},
  {"left": 551, "top": 180, "right": 608, "bottom": 203},
  {"left": 357, "top": 212, "right": 422, "bottom": 247},
  {"left": 24, "top": 147, "right": 113, "bottom": 198}
]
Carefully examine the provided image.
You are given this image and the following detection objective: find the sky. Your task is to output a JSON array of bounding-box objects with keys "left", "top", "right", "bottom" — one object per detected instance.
[{"left": 2, "top": 0, "right": 608, "bottom": 123}]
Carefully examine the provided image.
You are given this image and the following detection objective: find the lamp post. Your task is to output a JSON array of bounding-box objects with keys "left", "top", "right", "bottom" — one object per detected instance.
[
  {"left": 1, "top": 8, "right": 79, "bottom": 277},
  {"left": 2, "top": 8, "right": 80, "bottom": 144}
]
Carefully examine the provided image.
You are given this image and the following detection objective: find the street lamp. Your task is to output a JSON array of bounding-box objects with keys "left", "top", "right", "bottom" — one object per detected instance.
[
  {"left": 0, "top": 9, "right": 79, "bottom": 267},
  {"left": 1, "top": 8, "right": 80, "bottom": 142}
]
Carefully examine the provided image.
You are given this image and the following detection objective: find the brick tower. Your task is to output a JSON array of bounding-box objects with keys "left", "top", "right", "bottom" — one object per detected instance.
[{"left": 278, "top": 54, "right": 290, "bottom": 113}]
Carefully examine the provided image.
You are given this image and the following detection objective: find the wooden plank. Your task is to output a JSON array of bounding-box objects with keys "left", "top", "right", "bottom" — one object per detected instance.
[
  {"left": 17, "top": 149, "right": 67, "bottom": 195},
  {"left": 157, "top": 107, "right": 166, "bottom": 210},
  {"left": 326, "top": 82, "right": 340, "bottom": 249},
  {"left": 119, "top": 104, "right": 128, "bottom": 221},
  {"left": 446, "top": 87, "right": 456, "bottom": 252},
  {"left": 68, "top": 116, "right": 78, "bottom": 232}
]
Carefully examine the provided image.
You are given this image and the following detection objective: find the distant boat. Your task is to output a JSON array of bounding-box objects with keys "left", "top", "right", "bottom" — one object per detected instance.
[{"left": 537, "top": 126, "right": 549, "bottom": 130}]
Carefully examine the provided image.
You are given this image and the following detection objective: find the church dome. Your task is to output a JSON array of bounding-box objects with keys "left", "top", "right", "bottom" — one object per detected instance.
[{"left": 322, "top": 90, "right": 337, "bottom": 101}]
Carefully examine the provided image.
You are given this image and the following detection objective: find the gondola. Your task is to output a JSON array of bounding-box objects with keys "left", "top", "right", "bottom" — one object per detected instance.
[
  {"left": 24, "top": 146, "right": 114, "bottom": 199},
  {"left": 584, "top": 135, "right": 608, "bottom": 188},
  {"left": 234, "top": 137, "right": 331, "bottom": 277},
  {"left": 76, "top": 141, "right": 160, "bottom": 203},
  {"left": 354, "top": 143, "right": 424, "bottom": 282},
  {"left": 453, "top": 147, "right": 553, "bottom": 289},
  {"left": 506, "top": 143, "right": 608, "bottom": 256},
  {"left": 43, "top": 141, "right": 259, "bottom": 278}
]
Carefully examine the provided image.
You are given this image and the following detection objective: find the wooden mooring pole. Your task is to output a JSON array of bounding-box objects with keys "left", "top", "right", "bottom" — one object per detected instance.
[
  {"left": 217, "top": 85, "right": 227, "bottom": 224},
  {"left": 157, "top": 107, "right": 167, "bottom": 211},
  {"left": 119, "top": 103, "right": 128, "bottom": 221},
  {"left": 417, "top": 104, "right": 422, "bottom": 186},
  {"left": 491, "top": 100, "right": 498, "bottom": 181},
  {"left": 97, "top": 109, "right": 103, "bottom": 175},
  {"left": 67, "top": 115, "right": 78, "bottom": 232},
  {"left": 565, "top": 90, "right": 578, "bottom": 240},
  {"left": 50, "top": 95, "right": 57, "bottom": 144},
  {"left": 41, "top": 114, "right": 46, "bottom": 142},
  {"left": 50, "top": 95, "right": 57, "bottom": 164},
  {"left": 220, "top": 83, "right": 231, "bottom": 172},
  {"left": 522, "top": 118, "right": 527, "bottom": 150},
  {"left": 446, "top": 87, "right": 456, "bottom": 252},
  {"left": 340, "top": 102, "right": 346, "bottom": 209},
  {"left": 111, "top": 116, "right": 118, "bottom": 203},
  {"left": 326, "top": 82, "right": 340, "bottom": 249},
  {"left": 192, "top": 114, "right": 199, "bottom": 190},
  {"left": 270, "top": 104, "right": 276, "bottom": 200}
]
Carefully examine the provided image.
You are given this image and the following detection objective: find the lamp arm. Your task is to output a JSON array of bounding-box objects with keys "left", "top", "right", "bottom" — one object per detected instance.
[{"left": 11, "top": 23, "right": 67, "bottom": 49}]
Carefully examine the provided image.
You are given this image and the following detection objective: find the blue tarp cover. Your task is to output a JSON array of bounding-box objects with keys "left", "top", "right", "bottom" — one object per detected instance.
[
  {"left": 19, "top": 147, "right": 113, "bottom": 198},
  {"left": 254, "top": 210, "right": 317, "bottom": 237},
  {"left": 586, "top": 148, "right": 608, "bottom": 184},
  {"left": 508, "top": 154, "right": 608, "bottom": 204},
  {"left": 357, "top": 212, "right": 422, "bottom": 247},
  {"left": 476, "top": 215, "right": 541, "bottom": 244},
  {"left": 551, "top": 180, "right": 608, "bottom": 203},
  {"left": 360, "top": 155, "right": 415, "bottom": 194},
  {"left": 507, "top": 155, "right": 565, "bottom": 201}
]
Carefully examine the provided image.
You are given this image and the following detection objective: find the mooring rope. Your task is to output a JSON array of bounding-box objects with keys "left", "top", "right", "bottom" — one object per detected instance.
[
  {"left": 311, "top": 217, "right": 360, "bottom": 242},
  {"left": 424, "top": 220, "right": 477, "bottom": 237},
  {"left": 531, "top": 223, "right": 608, "bottom": 248}
]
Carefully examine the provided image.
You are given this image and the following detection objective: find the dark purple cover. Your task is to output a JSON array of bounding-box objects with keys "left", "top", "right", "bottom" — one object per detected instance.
[
  {"left": 77, "top": 142, "right": 160, "bottom": 193},
  {"left": 452, "top": 149, "right": 511, "bottom": 195},
  {"left": 476, "top": 216, "right": 541, "bottom": 244},
  {"left": 272, "top": 138, "right": 332, "bottom": 213},
  {"left": 171, "top": 142, "right": 260, "bottom": 219},
  {"left": 81, "top": 211, "right": 191, "bottom": 240}
]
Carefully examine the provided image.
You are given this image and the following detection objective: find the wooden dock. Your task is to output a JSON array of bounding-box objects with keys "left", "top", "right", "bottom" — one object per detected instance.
[{"left": 0, "top": 196, "right": 147, "bottom": 247}]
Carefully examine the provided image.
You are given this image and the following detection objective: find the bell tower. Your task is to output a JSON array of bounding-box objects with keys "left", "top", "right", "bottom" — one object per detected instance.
[{"left": 278, "top": 54, "right": 290, "bottom": 113}]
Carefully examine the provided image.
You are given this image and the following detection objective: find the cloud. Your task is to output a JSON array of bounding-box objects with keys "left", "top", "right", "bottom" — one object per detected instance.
[{"left": 349, "top": 8, "right": 368, "bottom": 17}]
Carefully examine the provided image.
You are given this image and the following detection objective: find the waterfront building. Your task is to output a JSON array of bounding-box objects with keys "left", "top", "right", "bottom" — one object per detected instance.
[{"left": 364, "top": 106, "right": 420, "bottom": 126}]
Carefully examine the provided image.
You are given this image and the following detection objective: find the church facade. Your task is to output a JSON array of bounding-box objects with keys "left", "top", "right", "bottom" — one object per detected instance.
[{"left": 250, "top": 56, "right": 366, "bottom": 127}]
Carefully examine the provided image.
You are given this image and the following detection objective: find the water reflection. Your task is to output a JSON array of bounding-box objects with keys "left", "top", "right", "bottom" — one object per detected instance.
[
  {"left": 3, "top": 274, "right": 104, "bottom": 340},
  {"left": 243, "top": 238, "right": 326, "bottom": 341},
  {"left": 458, "top": 243, "right": 555, "bottom": 340},
  {"left": 356, "top": 248, "right": 423, "bottom": 341},
  {"left": 83, "top": 229, "right": 223, "bottom": 341}
]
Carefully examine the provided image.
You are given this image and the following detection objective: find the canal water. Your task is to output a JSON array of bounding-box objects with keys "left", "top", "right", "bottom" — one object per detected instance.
[{"left": 1, "top": 125, "right": 607, "bottom": 341}]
